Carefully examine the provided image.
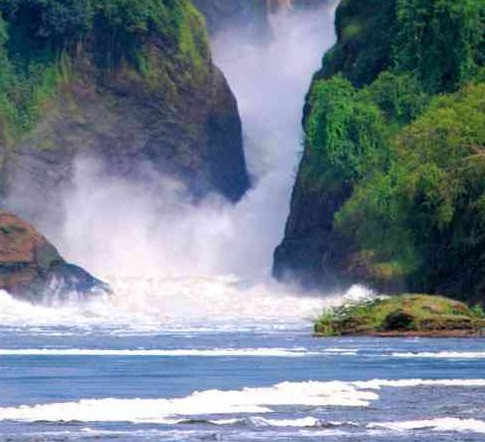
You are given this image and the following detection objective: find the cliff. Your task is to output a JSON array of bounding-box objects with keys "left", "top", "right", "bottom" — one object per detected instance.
[
  {"left": 0, "top": 0, "right": 249, "bottom": 224},
  {"left": 274, "top": 0, "right": 485, "bottom": 304}
]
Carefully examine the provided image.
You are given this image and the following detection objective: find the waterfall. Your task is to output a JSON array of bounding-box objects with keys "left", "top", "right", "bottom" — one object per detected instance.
[{"left": 0, "top": 0, "right": 371, "bottom": 330}]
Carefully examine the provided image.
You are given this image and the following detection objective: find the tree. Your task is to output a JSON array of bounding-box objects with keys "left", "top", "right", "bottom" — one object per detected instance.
[{"left": 395, "top": 0, "right": 485, "bottom": 92}]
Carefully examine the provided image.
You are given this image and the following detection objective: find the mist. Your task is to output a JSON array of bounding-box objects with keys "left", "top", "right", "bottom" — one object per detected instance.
[{"left": 52, "top": 2, "right": 338, "bottom": 283}]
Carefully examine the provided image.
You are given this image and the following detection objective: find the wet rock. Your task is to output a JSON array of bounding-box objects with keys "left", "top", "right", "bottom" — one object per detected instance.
[
  {"left": 382, "top": 310, "right": 415, "bottom": 332},
  {"left": 0, "top": 211, "right": 109, "bottom": 302}
]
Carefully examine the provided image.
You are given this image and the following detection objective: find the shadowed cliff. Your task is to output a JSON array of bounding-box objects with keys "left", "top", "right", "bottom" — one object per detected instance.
[{"left": 0, "top": 0, "right": 249, "bottom": 227}]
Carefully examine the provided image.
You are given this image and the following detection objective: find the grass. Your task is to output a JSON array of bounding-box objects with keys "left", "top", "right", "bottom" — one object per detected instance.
[{"left": 314, "top": 294, "right": 485, "bottom": 336}]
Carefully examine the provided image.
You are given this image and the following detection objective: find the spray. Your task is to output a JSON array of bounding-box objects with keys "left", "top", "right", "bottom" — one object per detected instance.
[{"left": 59, "top": 1, "right": 339, "bottom": 281}]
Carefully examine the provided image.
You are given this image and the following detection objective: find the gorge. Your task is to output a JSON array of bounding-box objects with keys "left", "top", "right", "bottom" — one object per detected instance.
[{"left": 0, "top": 1, "right": 484, "bottom": 440}]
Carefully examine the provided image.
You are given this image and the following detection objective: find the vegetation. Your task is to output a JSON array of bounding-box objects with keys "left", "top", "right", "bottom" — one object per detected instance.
[
  {"left": 394, "top": 0, "right": 484, "bottom": 92},
  {"left": 318, "top": 0, "right": 398, "bottom": 87},
  {"left": 301, "top": 0, "right": 485, "bottom": 302},
  {"left": 302, "top": 75, "right": 389, "bottom": 191},
  {"left": 314, "top": 295, "right": 485, "bottom": 336},
  {"left": 318, "top": 0, "right": 485, "bottom": 90},
  {"left": 0, "top": 0, "right": 210, "bottom": 143}
]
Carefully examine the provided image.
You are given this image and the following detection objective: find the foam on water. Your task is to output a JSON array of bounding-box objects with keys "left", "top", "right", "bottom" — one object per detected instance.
[
  {"left": 393, "top": 352, "right": 485, "bottom": 359},
  {"left": 353, "top": 379, "right": 485, "bottom": 389},
  {"left": 0, "top": 347, "right": 362, "bottom": 357},
  {"left": 196, "top": 416, "right": 356, "bottom": 429},
  {"left": 0, "top": 381, "right": 379, "bottom": 423},
  {"left": 1, "top": 379, "right": 484, "bottom": 424},
  {"left": 0, "top": 281, "right": 372, "bottom": 333},
  {"left": 369, "top": 418, "right": 485, "bottom": 434},
  {"left": 0, "top": 348, "right": 319, "bottom": 357}
]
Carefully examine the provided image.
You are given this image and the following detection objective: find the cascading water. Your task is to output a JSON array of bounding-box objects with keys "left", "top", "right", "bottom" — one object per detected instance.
[{"left": 0, "top": 0, "right": 364, "bottom": 332}]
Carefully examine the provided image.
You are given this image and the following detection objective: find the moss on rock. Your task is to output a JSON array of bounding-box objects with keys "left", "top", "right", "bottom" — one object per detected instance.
[{"left": 314, "top": 294, "right": 485, "bottom": 337}]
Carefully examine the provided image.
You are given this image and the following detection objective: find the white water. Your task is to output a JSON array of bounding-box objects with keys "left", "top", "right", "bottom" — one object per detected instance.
[
  {"left": 0, "top": 283, "right": 370, "bottom": 332},
  {"left": 369, "top": 418, "right": 485, "bottom": 434},
  {"left": 2, "top": 379, "right": 484, "bottom": 425},
  {"left": 0, "top": 348, "right": 319, "bottom": 357},
  {"left": 392, "top": 352, "right": 485, "bottom": 359},
  {"left": 0, "top": 380, "right": 380, "bottom": 423},
  {"left": 0, "top": 347, "right": 360, "bottom": 356}
]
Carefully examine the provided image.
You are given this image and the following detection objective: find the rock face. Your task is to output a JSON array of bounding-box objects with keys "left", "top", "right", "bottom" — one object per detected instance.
[
  {"left": 273, "top": 173, "right": 352, "bottom": 290},
  {"left": 0, "top": 0, "right": 249, "bottom": 223},
  {"left": 272, "top": 0, "right": 396, "bottom": 290},
  {"left": 0, "top": 211, "right": 109, "bottom": 302},
  {"left": 4, "top": 61, "right": 248, "bottom": 219}
]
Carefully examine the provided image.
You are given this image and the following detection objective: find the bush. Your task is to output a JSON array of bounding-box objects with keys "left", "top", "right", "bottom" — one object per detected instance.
[
  {"left": 303, "top": 75, "right": 388, "bottom": 189},
  {"left": 0, "top": 0, "right": 93, "bottom": 50},
  {"left": 0, "top": 0, "right": 210, "bottom": 141},
  {"left": 395, "top": 0, "right": 485, "bottom": 92},
  {"left": 335, "top": 82, "right": 485, "bottom": 293}
]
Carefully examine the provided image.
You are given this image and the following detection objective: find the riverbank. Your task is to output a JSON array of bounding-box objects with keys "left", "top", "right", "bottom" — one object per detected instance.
[{"left": 314, "top": 295, "right": 485, "bottom": 337}]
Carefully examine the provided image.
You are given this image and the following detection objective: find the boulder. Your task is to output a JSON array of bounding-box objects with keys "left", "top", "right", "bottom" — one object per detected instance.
[{"left": 0, "top": 211, "right": 109, "bottom": 302}]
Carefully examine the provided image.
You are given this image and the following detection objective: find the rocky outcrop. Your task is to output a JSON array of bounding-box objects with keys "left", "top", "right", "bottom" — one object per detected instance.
[
  {"left": 0, "top": 210, "right": 109, "bottom": 302},
  {"left": 273, "top": 170, "right": 352, "bottom": 290},
  {"left": 0, "top": 0, "right": 249, "bottom": 223},
  {"left": 273, "top": 0, "right": 397, "bottom": 292},
  {"left": 313, "top": 0, "right": 397, "bottom": 87},
  {"left": 314, "top": 295, "right": 485, "bottom": 337}
]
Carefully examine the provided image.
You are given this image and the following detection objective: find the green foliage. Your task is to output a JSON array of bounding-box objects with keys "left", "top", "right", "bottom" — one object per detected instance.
[
  {"left": 319, "top": 0, "right": 485, "bottom": 93},
  {"left": 336, "top": 83, "right": 485, "bottom": 294},
  {"left": 395, "top": 0, "right": 485, "bottom": 92},
  {"left": 471, "top": 304, "right": 485, "bottom": 319},
  {"left": 319, "top": 0, "right": 398, "bottom": 87},
  {"left": 364, "top": 72, "right": 429, "bottom": 127},
  {"left": 91, "top": 0, "right": 209, "bottom": 73},
  {"left": 0, "top": 0, "right": 210, "bottom": 142},
  {"left": 314, "top": 294, "right": 482, "bottom": 336},
  {"left": 0, "top": 13, "right": 6, "bottom": 44},
  {"left": 301, "top": 0, "right": 485, "bottom": 300},
  {"left": 0, "top": 0, "right": 93, "bottom": 50},
  {"left": 303, "top": 76, "right": 388, "bottom": 189}
]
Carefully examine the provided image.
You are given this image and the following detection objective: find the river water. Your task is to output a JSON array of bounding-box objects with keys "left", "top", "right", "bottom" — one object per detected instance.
[
  {"left": 0, "top": 284, "right": 484, "bottom": 441},
  {"left": 1, "top": 2, "right": 484, "bottom": 441}
]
